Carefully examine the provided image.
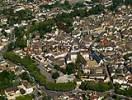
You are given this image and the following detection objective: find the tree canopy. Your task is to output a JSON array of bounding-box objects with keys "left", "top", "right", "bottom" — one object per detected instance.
[
  {"left": 79, "top": 81, "right": 113, "bottom": 92},
  {"left": 0, "top": 70, "right": 17, "bottom": 90},
  {"left": 66, "top": 63, "right": 76, "bottom": 75},
  {"left": 52, "top": 72, "right": 60, "bottom": 79}
]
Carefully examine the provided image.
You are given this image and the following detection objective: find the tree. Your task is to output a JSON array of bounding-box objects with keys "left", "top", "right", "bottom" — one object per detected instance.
[
  {"left": 27, "top": 0, "right": 34, "bottom": 3},
  {"left": 7, "top": 42, "right": 15, "bottom": 51},
  {"left": 73, "top": 1, "right": 85, "bottom": 9},
  {"left": 14, "top": 27, "right": 25, "bottom": 38},
  {"left": 109, "top": 0, "right": 124, "bottom": 11},
  {"left": 54, "top": 64, "right": 60, "bottom": 70},
  {"left": 0, "top": 70, "right": 17, "bottom": 90},
  {"left": 79, "top": 81, "right": 113, "bottom": 92},
  {"left": 112, "top": 0, "right": 123, "bottom": 6},
  {"left": 29, "top": 19, "right": 55, "bottom": 37},
  {"left": 15, "top": 37, "right": 27, "bottom": 48},
  {"left": 115, "top": 84, "right": 132, "bottom": 97},
  {"left": 63, "top": 0, "right": 71, "bottom": 9},
  {"left": 54, "top": 64, "right": 66, "bottom": 74},
  {"left": 66, "top": 63, "right": 75, "bottom": 75},
  {"left": 42, "top": 96, "right": 52, "bottom": 100},
  {"left": 76, "top": 52, "right": 87, "bottom": 68},
  {"left": 73, "top": 8, "right": 88, "bottom": 18},
  {"left": 19, "top": 72, "right": 32, "bottom": 83},
  {"left": 52, "top": 72, "right": 59, "bottom": 79},
  {"left": 15, "top": 9, "right": 33, "bottom": 20},
  {"left": 88, "top": 4, "right": 104, "bottom": 15},
  {"left": 20, "top": 88, "right": 26, "bottom": 94},
  {"left": 0, "top": 96, "right": 7, "bottom": 100},
  {"left": 125, "top": 0, "right": 132, "bottom": 5},
  {"left": 92, "top": 0, "right": 100, "bottom": 3}
]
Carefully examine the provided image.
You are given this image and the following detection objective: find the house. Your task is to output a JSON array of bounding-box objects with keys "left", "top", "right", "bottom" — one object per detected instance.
[
  {"left": 89, "top": 92, "right": 99, "bottom": 100},
  {"left": 26, "top": 35, "right": 42, "bottom": 55},
  {"left": 5, "top": 87, "right": 21, "bottom": 100},
  {"left": 18, "top": 80, "right": 34, "bottom": 95},
  {"left": 0, "top": 65, "right": 6, "bottom": 72},
  {"left": 0, "top": 36, "right": 9, "bottom": 51}
]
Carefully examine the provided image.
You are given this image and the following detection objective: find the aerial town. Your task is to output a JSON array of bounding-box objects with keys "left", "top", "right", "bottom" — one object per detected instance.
[{"left": 0, "top": 0, "right": 132, "bottom": 100}]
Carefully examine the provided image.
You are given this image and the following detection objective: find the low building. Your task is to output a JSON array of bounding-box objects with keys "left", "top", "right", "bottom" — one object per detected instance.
[{"left": 5, "top": 87, "right": 21, "bottom": 100}]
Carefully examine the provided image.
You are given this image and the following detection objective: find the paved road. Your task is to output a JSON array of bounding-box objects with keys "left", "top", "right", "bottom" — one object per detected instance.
[{"left": 36, "top": 61, "right": 54, "bottom": 82}]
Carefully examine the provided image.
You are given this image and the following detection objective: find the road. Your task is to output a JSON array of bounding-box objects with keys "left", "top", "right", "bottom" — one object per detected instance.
[{"left": 36, "top": 61, "right": 54, "bottom": 82}]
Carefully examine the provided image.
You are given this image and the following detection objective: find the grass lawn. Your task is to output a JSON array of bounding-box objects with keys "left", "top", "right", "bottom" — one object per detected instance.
[{"left": 16, "top": 95, "right": 32, "bottom": 100}]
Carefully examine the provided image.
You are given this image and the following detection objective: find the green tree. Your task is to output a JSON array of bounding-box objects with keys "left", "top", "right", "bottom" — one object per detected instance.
[
  {"left": 29, "top": 19, "right": 55, "bottom": 37},
  {"left": 14, "top": 27, "right": 25, "bottom": 38},
  {"left": 112, "top": 0, "right": 123, "bottom": 6},
  {"left": 15, "top": 37, "right": 27, "bottom": 48},
  {"left": 63, "top": 0, "right": 71, "bottom": 9},
  {"left": 92, "top": 0, "right": 100, "bottom": 3},
  {"left": 125, "top": 0, "right": 132, "bottom": 5},
  {"left": 42, "top": 96, "right": 52, "bottom": 100},
  {"left": 76, "top": 52, "right": 87, "bottom": 68},
  {"left": 15, "top": 9, "right": 33, "bottom": 20},
  {"left": 54, "top": 64, "right": 66, "bottom": 74},
  {"left": 88, "top": 4, "right": 104, "bottom": 14},
  {"left": 7, "top": 42, "right": 15, "bottom": 51},
  {"left": 20, "top": 88, "right": 26, "bottom": 94},
  {"left": 73, "top": 1, "right": 85, "bottom": 9},
  {"left": 52, "top": 72, "right": 60, "bottom": 79},
  {"left": 19, "top": 72, "right": 33, "bottom": 83},
  {"left": 79, "top": 81, "right": 113, "bottom": 92},
  {"left": 0, "top": 96, "right": 7, "bottom": 100},
  {"left": 0, "top": 70, "right": 17, "bottom": 90},
  {"left": 66, "top": 63, "right": 75, "bottom": 75},
  {"left": 109, "top": 0, "right": 124, "bottom": 11},
  {"left": 115, "top": 84, "right": 132, "bottom": 97}
]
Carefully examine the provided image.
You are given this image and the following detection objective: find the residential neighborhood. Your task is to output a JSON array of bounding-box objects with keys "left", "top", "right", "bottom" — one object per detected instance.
[{"left": 0, "top": 0, "right": 132, "bottom": 100}]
